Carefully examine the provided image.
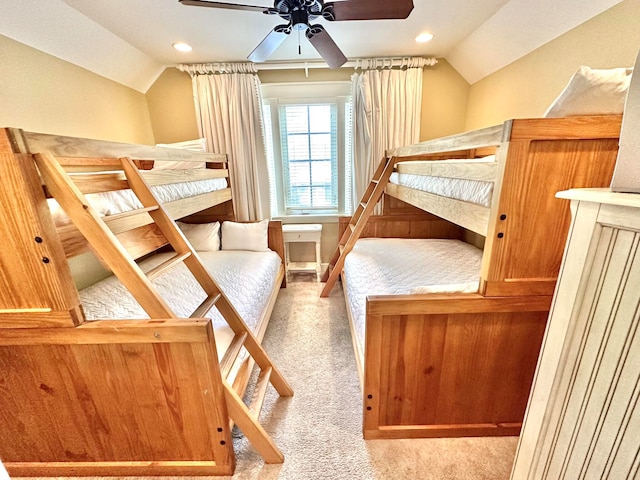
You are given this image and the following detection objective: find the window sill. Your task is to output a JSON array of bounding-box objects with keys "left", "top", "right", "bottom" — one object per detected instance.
[{"left": 272, "top": 214, "right": 347, "bottom": 224}]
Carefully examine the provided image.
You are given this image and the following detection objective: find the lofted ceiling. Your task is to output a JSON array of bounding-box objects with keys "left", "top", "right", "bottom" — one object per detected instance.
[{"left": 1, "top": 0, "right": 623, "bottom": 92}]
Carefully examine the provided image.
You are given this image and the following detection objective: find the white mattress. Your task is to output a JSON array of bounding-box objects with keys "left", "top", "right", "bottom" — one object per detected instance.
[
  {"left": 343, "top": 238, "right": 483, "bottom": 348},
  {"left": 390, "top": 157, "right": 494, "bottom": 207},
  {"left": 79, "top": 249, "right": 281, "bottom": 360},
  {"left": 48, "top": 177, "right": 228, "bottom": 224}
]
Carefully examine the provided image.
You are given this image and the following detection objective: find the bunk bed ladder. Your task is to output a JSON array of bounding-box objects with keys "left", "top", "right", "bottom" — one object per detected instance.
[
  {"left": 33, "top": 152, "right": 293, "bottom": 464},
  {"left": 320, "top": 156, "right": 395, "bottom": 297}
]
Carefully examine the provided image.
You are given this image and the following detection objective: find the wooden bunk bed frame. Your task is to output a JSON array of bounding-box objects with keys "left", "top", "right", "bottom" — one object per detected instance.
[
  {"left": 0, "top": 128, "right": 291, "bottom": 476},
  {"left": 327, "top": 115, "right": 623, "bottom": 440}
]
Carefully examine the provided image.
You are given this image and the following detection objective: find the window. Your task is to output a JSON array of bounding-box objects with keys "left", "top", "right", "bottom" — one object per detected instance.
[
  {"left": 262, "top": 82, "right": 352, "bottom": 218},
  {"left": 281, "top": 104, "right": 337, "bottom": 214}
]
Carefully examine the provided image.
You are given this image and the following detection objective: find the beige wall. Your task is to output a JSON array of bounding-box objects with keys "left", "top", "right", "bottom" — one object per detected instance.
[
  {"left": 421, "top": 59, "right": 469, "bottom": 140},
  {"left": 0, "top": 35, "right": 154, "bottom": 143},
  {"left": 146, "top": 67, "right": 200, "bottom": 143},
  {"left": 0, "top": 35, "right": 156, "bottom": 289},
  {"left": 150, "top": 62, "right": 469, "bottom": 144},
  {"left": 465, "top": 0, "right": 640, "bottom": 130}
]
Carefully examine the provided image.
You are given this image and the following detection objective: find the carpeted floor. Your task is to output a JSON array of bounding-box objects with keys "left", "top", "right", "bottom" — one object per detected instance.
[
  {"left": 16, "top": 278, "right": 519, "bottom": 480},
  {"left": 225, "top": 279, "right": 519, "bottom": 480}
]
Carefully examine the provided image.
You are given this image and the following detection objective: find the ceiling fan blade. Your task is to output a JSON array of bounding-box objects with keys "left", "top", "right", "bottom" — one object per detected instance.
[
  {"left": 179, "top": 0, "right": 269, "bottom": 13},
  {"left": 306, "top": 25, "right": 347, "bottom": 69},
  {"left": 323, "top": 0, "right": 414, "bottom": 21},
  {"left": 248, "top": 27, "right": 290, "bottom": 63}
]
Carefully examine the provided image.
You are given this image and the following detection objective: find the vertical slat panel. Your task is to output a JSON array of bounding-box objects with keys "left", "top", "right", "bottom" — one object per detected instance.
[{"left": 537, "top": 228, "right": 640, "bottom": 479}]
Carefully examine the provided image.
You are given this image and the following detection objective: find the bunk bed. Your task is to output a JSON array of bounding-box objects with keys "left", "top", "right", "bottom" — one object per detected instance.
[
  {"left": 331, "top": 114, "right": 623, "bottom": 440},
  {"left": 0, "top": 128, "right": 291, "bottom": 476}
]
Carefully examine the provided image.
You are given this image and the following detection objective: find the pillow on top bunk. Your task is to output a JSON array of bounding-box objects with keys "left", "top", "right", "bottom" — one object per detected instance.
[
  {"left": 177, "top": 221, "right": 220, "bottom": 251},
  {"left": 544, "top": 66, "right": 633, "bottom": 117},
  {"left": 154, "top": 138, "right": 207, "bottom": 169},
  {"left": 221, "top": 220, "right": 269, "bottom": 252}
]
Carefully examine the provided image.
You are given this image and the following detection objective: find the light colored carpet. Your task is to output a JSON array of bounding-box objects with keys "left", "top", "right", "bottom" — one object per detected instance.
[
  {"left": 16, "top": 280, "right": 519, "bottom": 480},
  {"left": 226, "top": 280, "right": 519, "bottom": 480}
]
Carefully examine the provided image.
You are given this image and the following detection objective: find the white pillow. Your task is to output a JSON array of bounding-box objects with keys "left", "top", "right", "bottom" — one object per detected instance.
[
  {"left": 177, "top": 221, "right": 220, "bottom": 251},
  {"left": 544, "top": 66, "right": 633, "bottom": 118},
  {"left": 154, "top": 138, "right": 207, "bottom": 169},
  {"left": 410, "top": 281, "right": 479, "bottom": 295},
  {"left": 221, "top": 220, "right": 269, "bottom": 252}
]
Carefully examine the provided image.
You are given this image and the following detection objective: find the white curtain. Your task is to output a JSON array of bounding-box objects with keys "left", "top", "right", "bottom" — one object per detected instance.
[
  {"left": 178, "top": 63, "right": 270, "bottom": 221},
  {"left": 351, "top": 57, "right": 436, "bottom": 213}
]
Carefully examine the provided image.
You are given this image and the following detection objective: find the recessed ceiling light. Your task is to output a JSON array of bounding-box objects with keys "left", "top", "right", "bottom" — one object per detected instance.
[
  {"left": 172, "top": 42, "right": 192, "bottom": 52},
  {"left": 415, "top": 33, "right": 434, "bottom": 43}
]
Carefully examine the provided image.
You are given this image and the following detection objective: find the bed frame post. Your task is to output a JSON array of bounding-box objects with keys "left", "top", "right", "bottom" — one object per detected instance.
[{"left": 0, "top": 142, "right": 83, "bottom": 328}]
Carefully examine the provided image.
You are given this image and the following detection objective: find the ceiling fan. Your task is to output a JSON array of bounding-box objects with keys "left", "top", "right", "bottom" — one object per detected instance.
[{"left": 178, "top": 0, "right": 414, "bottom": 68}]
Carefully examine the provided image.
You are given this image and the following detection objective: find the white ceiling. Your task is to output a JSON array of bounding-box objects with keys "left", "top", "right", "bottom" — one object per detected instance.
[{"left": 1, "top": 0, "right": 623, "bottom": 92}]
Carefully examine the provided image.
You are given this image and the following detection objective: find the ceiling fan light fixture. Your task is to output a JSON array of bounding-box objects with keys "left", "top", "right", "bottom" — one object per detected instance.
[
  {"left": 172, "top": 42, "right": 193, "bottom": 52},
  {"left": 415, "top": 32, "right": 434, "bottom": 43}
]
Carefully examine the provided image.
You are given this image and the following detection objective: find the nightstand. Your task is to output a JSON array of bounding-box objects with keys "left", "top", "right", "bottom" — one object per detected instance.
[{"left": 282, "top": 224, "right": 322, "bottom": 281}]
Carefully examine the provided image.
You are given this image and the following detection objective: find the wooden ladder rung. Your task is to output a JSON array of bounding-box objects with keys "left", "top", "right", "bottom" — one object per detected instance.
[
  {"left": 190, "top": 293, "right": 222, "bottom": 319},
  {"left": 145, "top": 251, "right": 191, "bottom": 281},
  {"left": 220, "top": 332, "right": 249, "bottom": 379},
  {"left": 103, "top": 205, "right": 159, "bottom": 225},
  {"left": 249, "top": 367, "right": 273, "bottom": 418},
  {"left": 372, "top": 179, "right": 379, "bottom": 184},
  {"left": 348, "top": 223, "right": 356, "bottom": 232},
  {"left": 339, "top": 245, "right": 345, "bottom": 255}
]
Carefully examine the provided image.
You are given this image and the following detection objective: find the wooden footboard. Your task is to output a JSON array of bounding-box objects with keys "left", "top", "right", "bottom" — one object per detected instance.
[
  {"left": 0, "top": 128, "right": 289, "bottom": 475},
  {"left": 0, "top": 319, "right": 236, "bottom": 476},
  {"left": 362, "top": 294, "right": 552, "bottom": 439}
]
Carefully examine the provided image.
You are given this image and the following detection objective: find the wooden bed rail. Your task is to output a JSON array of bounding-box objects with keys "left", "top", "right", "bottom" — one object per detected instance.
[
  {"left": 3, "top": 127, "right": 228, "bottom": 165},
  {"left": 362, "top": 293, "right": 552, "bottom": 440},
  {"left": 387, "top": 115, "right": 622, "bottom": 158}
]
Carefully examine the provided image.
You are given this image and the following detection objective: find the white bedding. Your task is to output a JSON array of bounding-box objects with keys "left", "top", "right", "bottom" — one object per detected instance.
[
  {"left": 48, "top": 177, "right": 228, "bottom": 224},
  {"left": 389, "top": 156, "right": 495, "bottom": 207},
  {"left": 343, "top": 238, "right": 483, "bottom": 348},
  {"left": 79, "top": 249, "right": 281, "bottom": 360}
]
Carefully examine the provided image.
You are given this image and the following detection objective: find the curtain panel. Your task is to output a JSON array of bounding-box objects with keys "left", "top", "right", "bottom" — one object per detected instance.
[
  {"left": 350, "top": 57, "right": 434, "bottom": 213},
  {"left": 178, "top": 63, "right": 270, "bottom": 221}
]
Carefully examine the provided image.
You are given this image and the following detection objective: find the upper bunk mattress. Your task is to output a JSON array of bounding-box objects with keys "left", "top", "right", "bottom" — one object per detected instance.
[
  {"left": 48, "top": 177, "right": 228, "bottom": 224},
  {"left": 343, "top": 238, "right": 483, "bottom": 348},
  {"left": 389, "top": 157, "right": 495, "bottom": 207},
  {"left": 79, "top": 249, "right": 281, "bottom": 359}
]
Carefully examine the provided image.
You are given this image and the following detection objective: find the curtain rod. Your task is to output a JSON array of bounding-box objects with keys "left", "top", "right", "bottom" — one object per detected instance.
[{"left": 255, "top": 57, "right": 438, "bottom": 70}]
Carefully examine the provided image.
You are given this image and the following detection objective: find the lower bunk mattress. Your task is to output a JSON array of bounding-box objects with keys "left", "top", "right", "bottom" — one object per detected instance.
[
  {"left": 79, "top": 249, "right": 282, "bottom": 358},
  {"left": 343, "top": 238, "right": 483, "bottom": 348}
]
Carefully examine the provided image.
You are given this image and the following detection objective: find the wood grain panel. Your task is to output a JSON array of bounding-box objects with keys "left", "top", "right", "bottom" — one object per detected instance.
[
  {"left": 509, "top": 115, "right": 622, "bottom": 141},
  {"left": 483, "top": 138, "right": 619, "bottom": 292},
  {"left": 364, "top": 305, "right": 548, "bottom": 438},
  {"left": 0, "top": 338, "right": 233, "bottom": 474},
  {"left": 0, "top": 153, "right": 82, "bottom": 324},
  {"left": 339, "top": 214, "right": 463, "bottom": 240},
  {"left": 117, "top": 223, "right": 168, "bottom": 260},
  {"left": 0, "top": 319, "right": 212, "bottom": 345}
]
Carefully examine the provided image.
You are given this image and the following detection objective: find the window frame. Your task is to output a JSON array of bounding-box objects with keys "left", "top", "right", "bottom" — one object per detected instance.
[{"left": 261, "top": 81, "right": 352, "bottom": 221}]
